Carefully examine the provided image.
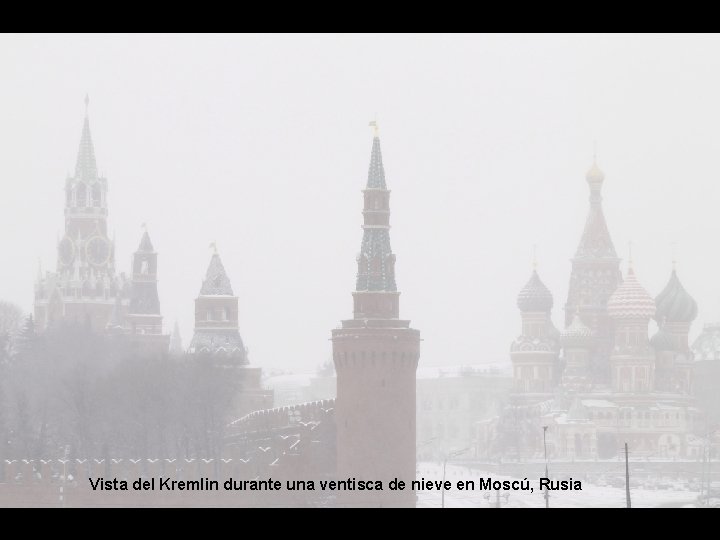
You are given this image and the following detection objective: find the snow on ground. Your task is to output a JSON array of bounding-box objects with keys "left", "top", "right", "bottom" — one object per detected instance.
[{"left": 416, "top": 462, "right": 700, "bottom": 508}]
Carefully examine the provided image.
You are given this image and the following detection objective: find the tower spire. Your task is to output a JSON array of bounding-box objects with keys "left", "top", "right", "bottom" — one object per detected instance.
[
  {"left": 200, "top": 250, "right": 233, "bottom": 295},
  {"left": 356, "top": 129, "right": 395, "bottom": 293},
  {"left": 366, "top": 123, "right": 386, "bottom": 190},
  {"left": 75, "top": 95, "right": 98, "bottom": 181}
]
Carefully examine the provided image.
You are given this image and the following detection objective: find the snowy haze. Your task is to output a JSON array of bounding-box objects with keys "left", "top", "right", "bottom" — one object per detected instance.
[{"left": 1, "top": 33, "right": 720, "bottom": 372}]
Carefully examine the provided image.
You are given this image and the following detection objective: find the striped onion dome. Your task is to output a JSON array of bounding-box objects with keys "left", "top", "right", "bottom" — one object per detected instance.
[{"left": 607, "top": 267, "right": 655, "bottom": 320}]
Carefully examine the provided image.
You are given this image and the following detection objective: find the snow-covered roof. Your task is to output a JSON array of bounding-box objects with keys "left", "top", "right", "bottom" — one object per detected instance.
[
  {"left": 581, "top": 399, "right": 617, "bottom": 409},
  {"left": 416, "top": 363, "right": 511, "bottom": 380}
]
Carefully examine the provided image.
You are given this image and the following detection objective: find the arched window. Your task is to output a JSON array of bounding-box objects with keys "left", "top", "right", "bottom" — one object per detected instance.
[{"left": 92, "top": 184, "right": 101, "bottom": 207}]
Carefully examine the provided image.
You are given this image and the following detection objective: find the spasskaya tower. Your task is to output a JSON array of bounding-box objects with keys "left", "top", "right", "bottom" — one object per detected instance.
[{"left": 34, "top": 96, "right": 128, "bottom": 330}]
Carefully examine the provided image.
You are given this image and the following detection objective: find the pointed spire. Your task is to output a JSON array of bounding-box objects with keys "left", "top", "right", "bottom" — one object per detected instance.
[
  {"left": 574, "top": 157, "right": 617, "bottom": 259},
  {"left": 366, "top": 125, "right": 386, "bottom": 190},
  {"left": 137, "top": 228, "right": 154, "bottom": 253},
  {"left": 170, "top": 320, "right": 184, "bottom": 354},
  {"left": 75, "top": 95, "right": 98, "bottom": 181},
  {"left": 356, "top": 126, "right": 396, "bottom": 292},
  {"left": 200, "top": 251, "right": 233, "bottom": 295}
]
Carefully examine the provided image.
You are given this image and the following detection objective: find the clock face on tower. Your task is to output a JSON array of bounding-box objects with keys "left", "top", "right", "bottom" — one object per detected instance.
[
  {"left": 85, "top": 236, "right": 111, "bottom": 266},
  {"left": 58, "top": 236, "right": 75, "bottom": 266}
]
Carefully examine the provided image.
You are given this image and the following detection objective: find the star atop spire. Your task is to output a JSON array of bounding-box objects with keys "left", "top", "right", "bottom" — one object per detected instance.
[
  {"left": 369, "top": 117, "right": 379, "bottom": 138},
  {"left": 75, "top": 95, "right": 98, "bottom": 181}
]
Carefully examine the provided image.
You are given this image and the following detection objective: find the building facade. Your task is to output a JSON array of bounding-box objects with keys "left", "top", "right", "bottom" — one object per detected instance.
[{"left": 502, "top": 160, "right": 700, "bottom": 460}]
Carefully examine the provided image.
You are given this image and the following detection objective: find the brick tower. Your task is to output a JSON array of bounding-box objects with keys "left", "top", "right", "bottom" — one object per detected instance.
[
  {"left": 124, "top": 229, "right": 170, "bottom": 356},
  {"left": 34, "top": 96, "right": 128, "bottom": 330},
  {"left": 188, "top": 248, "right": 248, "bottom": 365},
  {"left": 331, "top": 125, "right": 421, "bottom": 508}
]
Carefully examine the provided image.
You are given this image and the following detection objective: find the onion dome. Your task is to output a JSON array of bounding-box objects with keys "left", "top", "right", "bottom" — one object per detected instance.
[
  {"left": 607, "top": 267, "right": 655, "bottom": 320},
  {"left": 517, "top": 270, "right": 553, "bottom": 312},
  {"left": 561, "top": 312, "right": 593, "bottom": 345},
  {"left": 650, "top": 327, "right": 674, "bottom": 351},
  {"left": 655, "top": 269, "right": 698, "bottom": 324},
  {"left": 691, "top": 323, "right": 720, "bottom": 361},
  {"left": 586, "top": 159, "right": 605, "bottom": 185}
]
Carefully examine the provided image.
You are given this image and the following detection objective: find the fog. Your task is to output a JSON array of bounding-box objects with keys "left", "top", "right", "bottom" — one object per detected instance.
[
  {"left": 4, "top": 32, "right": 720, "bottom": 508},
  {"left": 1, "top": 34, "right": 719, "bottom": 372}
]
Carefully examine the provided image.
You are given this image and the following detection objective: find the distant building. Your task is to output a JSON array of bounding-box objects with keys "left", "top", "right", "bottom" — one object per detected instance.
[
  {"left": 415, "top": 365, "right": 512, "bottom": 461},
  {"left": 263, "top": 363, "right": 336, "bottom": 408},
  {"left": 34, "top": 97, "right": 169, "bottom": 356},
  {"left": 188, "top": 249, "right": 273, "bottom": 417},
  {"left": 691, "top": 324, "right": 720, "bottom": 432},
  {"left": 503, "top": 159, "right": 700, "bottom": 460}
]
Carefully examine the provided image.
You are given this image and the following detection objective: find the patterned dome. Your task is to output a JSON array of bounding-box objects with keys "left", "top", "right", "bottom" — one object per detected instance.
[
  {"left": 561, "top": 313, "right": 593, "bottom": 344},
  {"left": 650, "top": 327, "right": 674, "bottom": 351},
  {"left": 517, "top": 270, "right": 553, "bottom": 312},
  {"left": 655, "top": 269, "right": 698, "bottom": 324},
  {"left": 692, "top": 323, "right": 720, "bottom": 361},
  {"left": 607, "top": 267, "right": 655, "bottom": 320},
  {"left": 586, "top": 161, "right": 605, "bottom": 184}
]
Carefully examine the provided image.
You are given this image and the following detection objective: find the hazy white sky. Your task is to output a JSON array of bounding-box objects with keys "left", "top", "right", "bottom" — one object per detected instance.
[{"left": 2, "top": 33, "right": 720, "bottom": 372}]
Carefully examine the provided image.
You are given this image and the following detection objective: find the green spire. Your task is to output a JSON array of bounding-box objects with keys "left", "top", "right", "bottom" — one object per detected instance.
[{"left": 75, "top": 95, "right": 98, "bottom": 181}]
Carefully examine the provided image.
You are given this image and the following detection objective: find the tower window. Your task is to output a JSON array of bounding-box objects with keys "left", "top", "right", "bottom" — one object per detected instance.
[
  {"left": 76, "top": 184, "right": 86, "bottom": 206},
  {"left": 92, "top": 185, "right": 101, "bottom": 207}
]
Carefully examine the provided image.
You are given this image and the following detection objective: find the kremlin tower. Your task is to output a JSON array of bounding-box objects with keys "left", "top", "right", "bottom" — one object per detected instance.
[
  {"left": 34, "top": 97, "right": 130, "bottom": 331},
  {"left": 331, "top": 125, "right": 420, "bottom": 508}
]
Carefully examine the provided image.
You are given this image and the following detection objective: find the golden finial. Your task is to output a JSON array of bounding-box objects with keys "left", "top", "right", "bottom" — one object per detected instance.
[
  {"left": 369, "top": 116, "right": 379, "bottom": 137},
  {"left": 593, "top": 140, "right": 598, "bottom": 164},
  {"left": 532, "top": 244, "right": 538, "bottom": 270}
]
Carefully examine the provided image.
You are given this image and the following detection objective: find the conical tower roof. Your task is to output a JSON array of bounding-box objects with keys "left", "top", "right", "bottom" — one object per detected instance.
[
  {"left": 75, "top": 95, "right": 98, "bottom": 181},
  {"left": 200, "top": 252, "right": 234, "bottom": 296}
]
